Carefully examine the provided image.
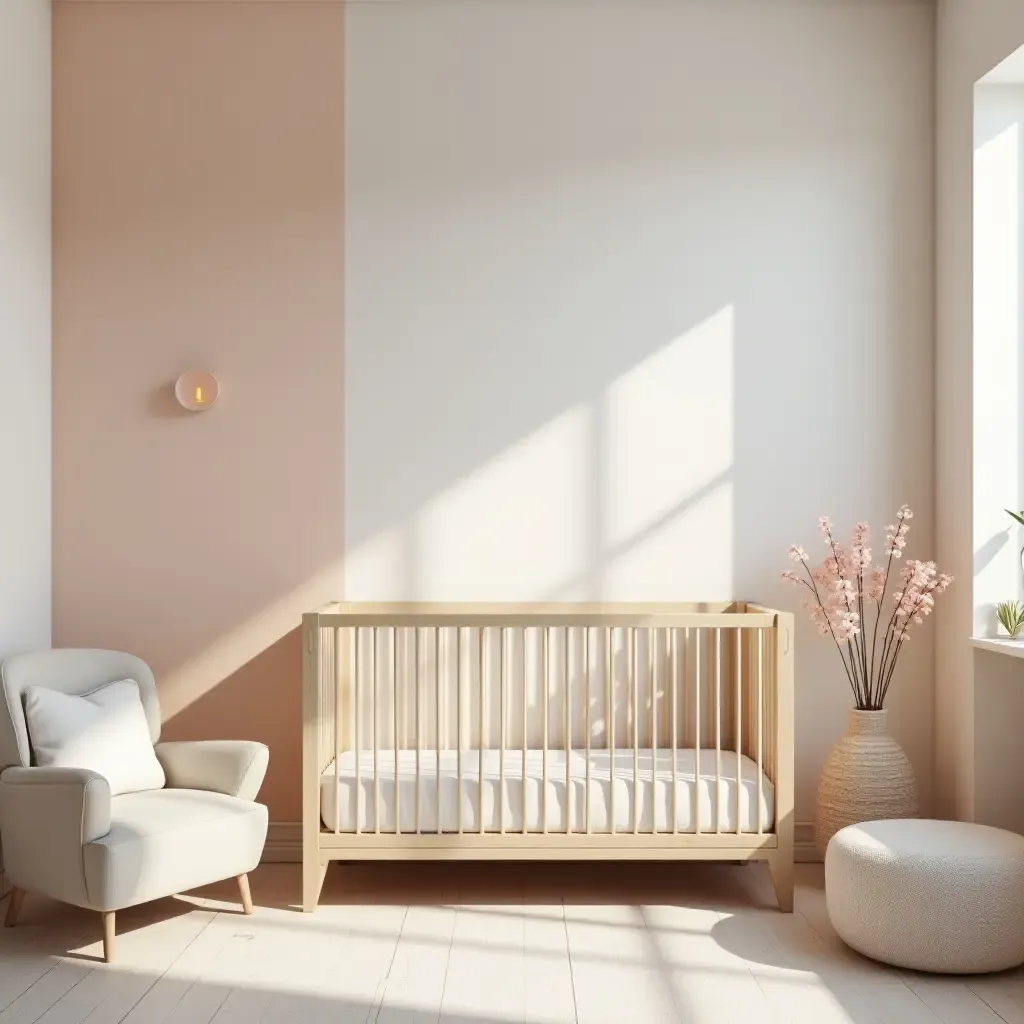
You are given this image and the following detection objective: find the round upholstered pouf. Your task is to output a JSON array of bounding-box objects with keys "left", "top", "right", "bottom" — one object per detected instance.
[{"left": 826, "top": 819, "right": 1024, "bottom": 973}]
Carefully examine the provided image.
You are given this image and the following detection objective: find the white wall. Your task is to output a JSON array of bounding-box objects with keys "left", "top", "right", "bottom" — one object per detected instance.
[
  {"left": 0, "top": 0, "right": 51, "bottom": 661},
  {"left": 345, "top": 0, "right": 935, "bottom": 826},
  {"left": 937, "top": 0, "right": 1024, "bottom": 821}
]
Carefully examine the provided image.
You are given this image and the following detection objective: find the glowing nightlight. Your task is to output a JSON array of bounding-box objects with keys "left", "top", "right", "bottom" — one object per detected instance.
[{"left": 175, "top": 372, "right": 220, "bottom": 412}]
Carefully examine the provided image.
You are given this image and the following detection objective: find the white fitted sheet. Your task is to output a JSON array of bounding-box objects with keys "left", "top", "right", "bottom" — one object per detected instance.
[{"left": 320, "top": 749, "right": 774, "bottom": 834}]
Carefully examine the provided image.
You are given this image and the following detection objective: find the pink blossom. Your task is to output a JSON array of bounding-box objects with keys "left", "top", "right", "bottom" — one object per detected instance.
[
  {"left": 783, "top": 506, "right": 951, "bottom": 707},
  {"left": 834, "top": 610, "right": 861, "bottom": 641},
  {"left": 804, "top": 599, "right": 830, "bottom": 636},
  {"left": 850, "top": 521, "right": 872, "bottom": 574}
]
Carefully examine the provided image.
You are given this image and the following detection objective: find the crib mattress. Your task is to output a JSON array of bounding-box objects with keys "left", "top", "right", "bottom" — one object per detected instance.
[{"left": 320, "top": 749, "right": 774, "bottom": 835}]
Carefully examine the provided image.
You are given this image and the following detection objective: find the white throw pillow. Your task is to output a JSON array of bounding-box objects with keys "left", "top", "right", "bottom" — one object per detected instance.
[{"left": 24, "top": 679, "right": 166, "bottom": 797}]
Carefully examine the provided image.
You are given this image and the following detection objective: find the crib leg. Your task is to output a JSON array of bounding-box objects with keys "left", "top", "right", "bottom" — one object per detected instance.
[
  {"left": 302, "top": 857, "right": 328, "bottom": 914},
  {"left": 768, "top": 853, "right": 794, "bottom": 912}
]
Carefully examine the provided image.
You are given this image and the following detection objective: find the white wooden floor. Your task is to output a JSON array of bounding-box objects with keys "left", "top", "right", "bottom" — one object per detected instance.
[{"left": 1, "top": 862, "right": 1022, "bottom": 1023}]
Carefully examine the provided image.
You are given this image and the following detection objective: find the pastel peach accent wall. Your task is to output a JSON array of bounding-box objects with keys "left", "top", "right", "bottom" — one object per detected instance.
[{"left": 53, "top": 0, "right": 344, "bottom": 821}]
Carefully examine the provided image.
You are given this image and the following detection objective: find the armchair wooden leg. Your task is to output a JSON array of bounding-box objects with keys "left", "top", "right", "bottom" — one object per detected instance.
[
  {"left": 101, "top": 912, "right": 115, "bottom": 963},
  {"left": 236, "top": 874, "right": 253, "bottom": 916},
  {"left": 4, "top": 888, "right": 24, "bottom": 928}
]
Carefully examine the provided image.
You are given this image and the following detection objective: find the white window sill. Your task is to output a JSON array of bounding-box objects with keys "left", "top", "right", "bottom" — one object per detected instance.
[{"left": 971, "top": 637, "right": 1024, "bottom": 660}]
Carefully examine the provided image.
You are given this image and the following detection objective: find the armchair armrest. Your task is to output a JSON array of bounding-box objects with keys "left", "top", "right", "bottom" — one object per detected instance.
[
  {"left": 0, "top": 766, "right": 111, "bottom": 909},
  {"left": 154, "top": 741, "right": 269, "bottom": 802}
]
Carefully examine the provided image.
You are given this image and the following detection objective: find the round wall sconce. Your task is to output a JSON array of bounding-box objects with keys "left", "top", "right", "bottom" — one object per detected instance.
[{"left": 175, "top": 371, "right": 220, "bottom": 412}]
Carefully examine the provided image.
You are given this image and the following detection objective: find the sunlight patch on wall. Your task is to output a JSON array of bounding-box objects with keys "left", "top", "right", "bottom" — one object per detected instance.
[
  {"left": 160, "top": 561, "right": 342, "bottom": 719},
  {"left": 344, "top": 308, "right": 735, "bottom": 603},
  {"left": 603, "top": 477, "right": 733, "bottom": 601},
  {"left": 412, "top": 406, "right": 589, "bottom": 600},
  {"left": 343, "top": 524, "right": 418, "bottom": 605},
  {"left": 603, "top": 305, "right": 734, "bottom": 599}
]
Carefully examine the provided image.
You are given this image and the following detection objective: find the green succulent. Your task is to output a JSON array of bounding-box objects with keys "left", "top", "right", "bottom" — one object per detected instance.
[
  {"left": 998, "top": 600, "right": 1024, "bottom": 638},
  {"left": 1007, "top": 510, "right": 1024, "bottom": 528}
]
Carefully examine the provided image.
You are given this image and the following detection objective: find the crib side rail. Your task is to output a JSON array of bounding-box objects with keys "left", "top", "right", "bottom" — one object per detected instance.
[
  {"left": 303, "top": 604, "right": 793, "bottom": 841},
  {"left": 311, "top": 602, "right": 777, "bottom": 630}
]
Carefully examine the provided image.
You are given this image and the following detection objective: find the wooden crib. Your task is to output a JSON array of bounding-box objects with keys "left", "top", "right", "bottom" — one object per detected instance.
[{"left": 301, "top": 603, "right": 794, "bottom": 913}]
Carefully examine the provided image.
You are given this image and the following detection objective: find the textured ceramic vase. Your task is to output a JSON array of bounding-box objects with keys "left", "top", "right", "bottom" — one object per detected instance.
[{"left": 816, "top": 709, "right": 918, "bottom": 856}]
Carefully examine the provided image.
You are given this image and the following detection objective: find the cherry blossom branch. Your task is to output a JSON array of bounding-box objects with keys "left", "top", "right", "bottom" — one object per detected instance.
[
  {"left": 822, "top": 523, "right": 867, "bottom": 706},
  {"left": 879, "top": 577, "right": 947, "bottom": 705},
  {"left": 869, "top": 508, "right": 908, "bottom": 704},
  {"left": 782, "top": 506, "right": 950, "bottom": 711},
  {"left": 784, "top": 555, "right": 862, "bottom": 705}
]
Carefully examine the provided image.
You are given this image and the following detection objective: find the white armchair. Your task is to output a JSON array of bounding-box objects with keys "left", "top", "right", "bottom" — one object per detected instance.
[{"left": 0, "top": 650, "right": 269, "bottom": 962}]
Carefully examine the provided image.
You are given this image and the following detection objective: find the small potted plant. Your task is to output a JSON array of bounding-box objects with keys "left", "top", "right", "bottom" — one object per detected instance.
[
  {"left": 782, "top": 506, "right": 953, "bottom": 854},
  {"left": 997, "top": 599, "right": 1024, "bottom": 639}
]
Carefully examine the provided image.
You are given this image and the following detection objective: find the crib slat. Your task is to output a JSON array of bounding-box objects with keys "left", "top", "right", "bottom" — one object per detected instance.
[
  {"left": 355, "top": 628, "right": 362, "bottom": 836},
  {"left": 373, "top": 627, "right": 380, "bottom": 835},
  {"left": 715, "top": 628, "right": 722, "bottom": 835},
  {"left": 607, "top": 626, "right": 615, "bottom": 835},
  {"left": 770, "top": 629, "right": 777, "bottom": 786},
  {"left": 318, "top": 630, "right": 323, "bottom": 791},
  {"left": 500, "top": 627, "right": 506, "bottom": 835},
  {"left": 334, "top": 628, "right": 341, "bottom": 836},
  {"left": 393, "top": 628, "right": 400, "bottom": 834},
  {"left": 317, "top": 626, "right": 322, "bottom": 781},
  {"left": 522, "top": 627, "right": 528, "bottom": 835},
  {"left": 757, "top": 629, "right": 764, "bottom": 835},
  {"left": 671, "top": 628, "right": 678, "bottom": 835},
  {"left": 650, "top": 627, "right": 657, "bottom": 834},
  {"left": 694, "top": 628, "right": 701, "bottom": 835},
  {"left": 457, "top": 627, "right": 463, "bottom": 835},
  {"left": 584, "top": 627, "right": 591, "bottom": 836},
  {"left": 479, "top": 627, "right": 485, "bottom": 836},
  {"left": 436, "top": 628, "right": 442, "bottom": 835},
  {"left": 565, "top": 626, "right": 571, "bottom": 835},
  {"left": 631, "top": 628, "right": 639, "bottom": 835},
  {"left": 414, "top": 629, "right": 420, "bottom": 834},
  {"left": 736, "top": 628, "right": 743, "bottom": 836},
  {"left": 318, "top": 630, "right": 323, "bottom": 790},
  {"left": 324, "top": 629, "right": 328, "bottom": 777},
  {"left": 542, "top": 626, "right": 549, "bottom": 835}
]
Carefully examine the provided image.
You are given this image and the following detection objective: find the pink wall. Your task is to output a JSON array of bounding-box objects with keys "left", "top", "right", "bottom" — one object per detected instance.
[{"left": 53, "top": 0, "right": 344, "bottom": 821}]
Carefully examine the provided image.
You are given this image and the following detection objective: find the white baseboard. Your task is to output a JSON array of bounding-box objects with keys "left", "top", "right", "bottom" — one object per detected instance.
[{"left": 260, "top": 821, "right": 822, "bottom": 864}]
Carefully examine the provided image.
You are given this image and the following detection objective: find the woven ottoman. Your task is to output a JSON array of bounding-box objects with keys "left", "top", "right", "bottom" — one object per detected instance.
[{"left": 826, "top": 819, "right": 1024, "bottom": 973}]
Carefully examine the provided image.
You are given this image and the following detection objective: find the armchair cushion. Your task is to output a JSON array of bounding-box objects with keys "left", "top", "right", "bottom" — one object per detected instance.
[
  {"left": 84, "top": 789, "right": 268, "bottom": 911},
  {"left": 155, "top": 741, "right": 269, "bottom": 801},
  {"left": 0, "top": 766, "right": 111, "bottom": 909},
  {"left": 1, "top": 650, "right": 160, "bottom": 772},
  {"left": 25, "top": 680, "right": 165, "bottom": 796}
]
